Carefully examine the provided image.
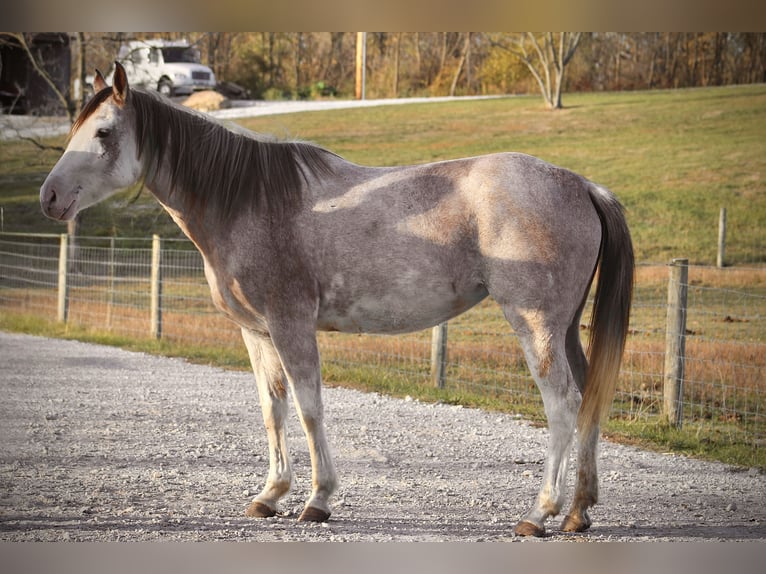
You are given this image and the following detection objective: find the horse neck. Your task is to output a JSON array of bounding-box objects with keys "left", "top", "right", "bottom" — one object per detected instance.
[
  {"left": 132, "top": 92, "right": 334, "bottom": 250},
  {"left": 133, "top": 104, "right": 216, "bottom": 250},
  {"left": 142, "top": 155, "right": 217, "bottom": 255}
]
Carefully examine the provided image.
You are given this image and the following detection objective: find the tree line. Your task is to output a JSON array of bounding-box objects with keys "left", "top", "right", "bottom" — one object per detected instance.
[
  {"left": 3, "top": 32, "right": 765, "bottom": 115},
  {"left": 82, "top": 33, "right": 764, "bottom": 101}
]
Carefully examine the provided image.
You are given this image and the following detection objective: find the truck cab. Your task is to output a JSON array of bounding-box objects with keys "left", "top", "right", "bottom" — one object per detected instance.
[{"left": 114, "top": 39, "right": 216, "bottom": 97}]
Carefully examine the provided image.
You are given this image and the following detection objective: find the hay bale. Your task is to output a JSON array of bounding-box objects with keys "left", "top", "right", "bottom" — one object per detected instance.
[{"left": 182, "top": 90, "right": 229, "bottom": 112}]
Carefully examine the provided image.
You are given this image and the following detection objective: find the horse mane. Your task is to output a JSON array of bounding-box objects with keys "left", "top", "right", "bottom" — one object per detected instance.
[{"left": 74, "top": 87, "right": 336, "bottom": 221}]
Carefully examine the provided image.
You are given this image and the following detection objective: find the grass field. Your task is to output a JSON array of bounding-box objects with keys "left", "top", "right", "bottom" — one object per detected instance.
[
  {"left": 236, "top": 86, "right": 766, "bottom": 265},
  {"left": 1, "top": 85, "right": 764, "bottom": 468},
  {"left": 1, "top": 85, "right": 764, "bottom": 263}
]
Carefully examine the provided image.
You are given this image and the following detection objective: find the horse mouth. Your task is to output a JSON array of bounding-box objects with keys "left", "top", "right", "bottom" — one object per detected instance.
[{"left": 47, "top": 197, "right": 77, "bottom": 222}]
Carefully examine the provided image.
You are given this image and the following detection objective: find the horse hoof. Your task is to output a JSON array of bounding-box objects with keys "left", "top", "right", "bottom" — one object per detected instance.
[
  {"left": 561, "top": 514, "right": 591, "bottom": 532},
  {"left": 514, "top": 520, "right": 546, "bottom": 537},
  {"left": 298, "top": 506, "right": 331, "bottom": 523},
  {"left": 245, "top": 500, "right": 277, "bottom": 518}
]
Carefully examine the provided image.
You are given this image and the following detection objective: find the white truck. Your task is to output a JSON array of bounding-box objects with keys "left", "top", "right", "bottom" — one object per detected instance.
[{"left": 112, "top": 39, "right": 216, "bottom": 97}]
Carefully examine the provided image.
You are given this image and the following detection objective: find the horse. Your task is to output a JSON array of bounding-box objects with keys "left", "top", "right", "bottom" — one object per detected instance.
[{"left": 40, "top": 62, "right": 633, "bottom": 537}]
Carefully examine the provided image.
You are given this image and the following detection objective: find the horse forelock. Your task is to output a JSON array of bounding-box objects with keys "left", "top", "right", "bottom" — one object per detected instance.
[
  {"left": 70, "top": 87, "right": 113, "bottom": 139},
  {"left": 127, "top": 89, "right": 335, "bottom": 221}
]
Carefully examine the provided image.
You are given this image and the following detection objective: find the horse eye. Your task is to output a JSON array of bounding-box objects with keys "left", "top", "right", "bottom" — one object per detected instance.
[{"left": 95, "top": 128, "right": 111, "bottom": 139}]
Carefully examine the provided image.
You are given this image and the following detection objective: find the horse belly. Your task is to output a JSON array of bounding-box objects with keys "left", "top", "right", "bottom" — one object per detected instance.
[{"left": 317, "top": 278, "right": 487, "bottom": 335}]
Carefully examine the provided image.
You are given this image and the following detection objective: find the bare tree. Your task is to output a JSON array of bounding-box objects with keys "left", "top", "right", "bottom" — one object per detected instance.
[
  {"left": 449, "top": 33, "right": 472, "bottom": 96},
  {"left": 492, "top": 33, "right": 582, "bottom": 109}
]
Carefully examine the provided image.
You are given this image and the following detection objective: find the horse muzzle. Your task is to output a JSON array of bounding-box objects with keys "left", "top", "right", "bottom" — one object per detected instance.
[{"left": 40, "top": 179, "right": 79, "bottom": 221}]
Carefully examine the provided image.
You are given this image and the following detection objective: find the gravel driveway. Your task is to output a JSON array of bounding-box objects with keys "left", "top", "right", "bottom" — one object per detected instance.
[{"left": 0, "top": 331, "right": 763, "bottom": 541}]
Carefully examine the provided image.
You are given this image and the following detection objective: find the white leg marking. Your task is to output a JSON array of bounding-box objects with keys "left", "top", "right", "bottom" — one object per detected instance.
[{"left": 241, "top": 328, "right": 292, "bottom": 514}]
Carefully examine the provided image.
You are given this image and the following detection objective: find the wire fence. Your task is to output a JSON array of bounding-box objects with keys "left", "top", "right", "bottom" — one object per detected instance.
[{"left": 1, "top": 232, "right": 764, "bottom": 453}]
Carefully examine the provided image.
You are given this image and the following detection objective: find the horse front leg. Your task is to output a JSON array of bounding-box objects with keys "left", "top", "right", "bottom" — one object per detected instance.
[
  {"left": 240, "top": 328, "right": 293, "bottom": 518},
  {"left": 269, "top": 319, "right": 338, "bottom": 522}
]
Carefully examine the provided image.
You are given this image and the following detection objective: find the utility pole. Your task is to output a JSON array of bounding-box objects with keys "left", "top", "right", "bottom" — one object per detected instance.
[{"left": 355, "top": 32, "right": 366, "bottom": 100}]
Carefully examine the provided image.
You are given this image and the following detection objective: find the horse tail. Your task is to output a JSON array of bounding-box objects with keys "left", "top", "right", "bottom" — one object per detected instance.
[{"left": 577, "top": 183, "right": 634, "bottom": 435}]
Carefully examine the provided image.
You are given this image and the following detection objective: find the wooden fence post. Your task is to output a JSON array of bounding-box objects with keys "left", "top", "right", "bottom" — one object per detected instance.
[
  {"left": 717, "top": 207, "right": 727, "bottom": 268},
  {"left": 663, "top": 258, "right": 688, "bottom": 428},
  {"left": 150, "top": 234, "right": 163, "bottom": 339},
  {"left": 56, "top": 233, "right": 69, "bottom": 323},
  {"left": 431, "top": 321, "right": 448, "bottom": 388}
]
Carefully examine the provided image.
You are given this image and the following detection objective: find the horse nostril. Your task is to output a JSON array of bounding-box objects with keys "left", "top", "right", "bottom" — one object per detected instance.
[{"left": 42, "top": 186, "right": 57, "bottom": 207}]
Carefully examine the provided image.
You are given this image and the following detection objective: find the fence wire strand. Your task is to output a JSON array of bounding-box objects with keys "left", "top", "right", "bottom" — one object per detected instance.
[{"left": 1, "top": 234, "right": 763, "bottom": 451}]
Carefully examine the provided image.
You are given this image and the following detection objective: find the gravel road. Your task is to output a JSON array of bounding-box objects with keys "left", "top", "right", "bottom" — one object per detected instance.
[{"left": 1, "top": 331, "right": 763, "bottom": 541}]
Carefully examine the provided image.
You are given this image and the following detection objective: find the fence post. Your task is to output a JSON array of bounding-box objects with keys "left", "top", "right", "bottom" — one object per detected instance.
[
  {"left": 57, "top": 233, "right": 69, "bottom": 323},
  {"left": 663, "top": 258, "right": 688, "bottom": 428},
  {"left": 717, "top": 207, "right": 727, "bottom": 268},
  {"left": 106, "top": 237, "right": 115, "bottom": 328},
  {"left": 150, "top": 234, "right": 163, "bottom": 339},
  {"left": 431, "top": 321, "right": 448, "bottom": 388}
]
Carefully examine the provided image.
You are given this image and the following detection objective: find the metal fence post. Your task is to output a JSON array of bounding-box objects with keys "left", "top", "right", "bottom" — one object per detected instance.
[
  {"left": 57, "top": 233, "right": 69, "bottom": 323},
  {"left": 431, "top": 321, "right": 448, "bottom": 388},
  {"left": 150, "top": 234, "right": 163, "bottom": 339},
  {"left": 663, "top": 258, "right": 688, "bottom": 428}
]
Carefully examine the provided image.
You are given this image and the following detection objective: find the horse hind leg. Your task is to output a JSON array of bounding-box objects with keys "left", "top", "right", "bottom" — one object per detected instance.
[
  {"left": 561, "top": 305, "right": 598, "bottom": 533},
  {"left": 240, "top": 328, "right": 293, "bottom": 518},
  {"left": 505, "top": 310, "right": 581, "bottom": 537},
  {"left": 560, "top": 425, "right": 598, "bottom": 533}
]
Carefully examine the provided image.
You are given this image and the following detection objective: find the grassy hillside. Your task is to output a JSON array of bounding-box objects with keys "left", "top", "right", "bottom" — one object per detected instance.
[
  {"left": 237, "top": 86, "right": 765, "bottom": 265},
  {"left": 1, "top": 84, "right": 764, "bottom": 263}
]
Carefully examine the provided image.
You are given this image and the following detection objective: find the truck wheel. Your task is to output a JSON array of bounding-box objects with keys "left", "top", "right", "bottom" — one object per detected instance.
[{"left": 158, "top": 79, "right": 174, "bottom": 98}]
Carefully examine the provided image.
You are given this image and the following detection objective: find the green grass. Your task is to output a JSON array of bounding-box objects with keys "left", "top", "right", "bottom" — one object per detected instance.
[
  {"left": 0, "top": 311, "right": 252, "bottom": 370},
  {"left": 604, "top": 418, "right": 764, "bottom": 470},
  {"left": 3, "top": 85, "right": 765, "bottom": 263}
]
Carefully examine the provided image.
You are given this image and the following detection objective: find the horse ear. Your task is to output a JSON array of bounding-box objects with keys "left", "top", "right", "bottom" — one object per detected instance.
[
  {"left": 112, "top": 61, "right": 129, "bottom": 105},
  {"left": 93, "top": 68, "right": 108, "bottom": 93}
]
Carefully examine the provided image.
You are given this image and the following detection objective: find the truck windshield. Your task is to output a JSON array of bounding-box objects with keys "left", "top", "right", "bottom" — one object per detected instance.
[{"left": 161, "top": 47, "right": 200, "bottom": 64}]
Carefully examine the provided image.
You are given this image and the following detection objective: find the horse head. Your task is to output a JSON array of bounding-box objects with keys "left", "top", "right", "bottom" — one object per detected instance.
[{"left": 40, "top": 62, "right": 142, "bottom": 221}]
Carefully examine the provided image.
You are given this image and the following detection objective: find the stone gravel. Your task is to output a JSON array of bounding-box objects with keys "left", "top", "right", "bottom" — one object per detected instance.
[{"left": 0, "top": 331, "right": 763, "bottom": 541}]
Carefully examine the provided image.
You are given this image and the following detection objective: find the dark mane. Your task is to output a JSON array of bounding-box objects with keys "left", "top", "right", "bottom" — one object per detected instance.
[{"left": 75, "top": 87, "right": 336, "bottom": 221}]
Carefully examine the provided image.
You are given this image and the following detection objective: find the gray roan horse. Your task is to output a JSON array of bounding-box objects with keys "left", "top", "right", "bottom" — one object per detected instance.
[{"left": 41, "top": 63, "right": 633, "bottom": 536}]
